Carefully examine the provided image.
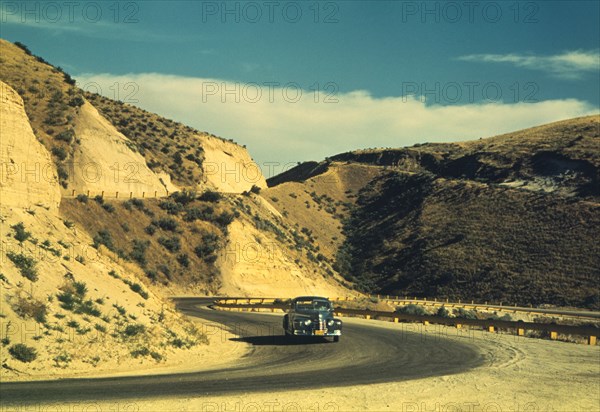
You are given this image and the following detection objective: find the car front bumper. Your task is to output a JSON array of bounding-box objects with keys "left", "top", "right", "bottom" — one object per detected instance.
[{"left": 293, "top": 329, "right": 342, "bottom": 337}]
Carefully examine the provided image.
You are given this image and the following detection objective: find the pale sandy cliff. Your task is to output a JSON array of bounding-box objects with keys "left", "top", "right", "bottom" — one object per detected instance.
[
  {"left": 70, "top": 101, "right": 178, "bottom": 198},
  {"left": 0, "top": 81, "right": 61, "bottom": 210}
]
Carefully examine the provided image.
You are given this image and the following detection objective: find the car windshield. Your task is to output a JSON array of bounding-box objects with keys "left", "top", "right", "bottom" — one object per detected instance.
[{"left": 296, "top": 299, "right": 331, "bottom": 311}]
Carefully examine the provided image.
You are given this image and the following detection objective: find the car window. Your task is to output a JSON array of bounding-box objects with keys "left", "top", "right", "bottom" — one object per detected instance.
[
  {"left": 314, "top": 301, "right": 331, "bottom": 310},
  {"left": 296, "top": 300, "right": 313, "bottom": 310},
  {"left": 295, "top": 300, "right": 331, "bottom": 310}
]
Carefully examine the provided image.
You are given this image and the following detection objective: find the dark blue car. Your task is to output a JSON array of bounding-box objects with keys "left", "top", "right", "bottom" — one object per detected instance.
[{"left": 283, "top": 296, "right": 342, "bottom": 342}]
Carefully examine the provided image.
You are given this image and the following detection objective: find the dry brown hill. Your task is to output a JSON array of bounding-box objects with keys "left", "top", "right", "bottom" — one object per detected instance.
[{"left": 267, "top": 116, "right": 600, "bottom": 309}]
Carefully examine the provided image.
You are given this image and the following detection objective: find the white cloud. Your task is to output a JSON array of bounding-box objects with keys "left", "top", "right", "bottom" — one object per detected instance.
[
  {"left": 75, "top": 72, "right": 598, "bottom": 176},
  {"left": 458, "top": 51, "right": 600, "bottom": 79}
]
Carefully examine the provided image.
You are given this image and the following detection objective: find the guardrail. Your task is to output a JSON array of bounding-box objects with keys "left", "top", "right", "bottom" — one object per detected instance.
[
  {"left": 212, "top": 298, "right": 599, "bottom": 345},
  {"left": 367, "top": 295, "right": 600, "bottom": 321},
  {"left": 215, "top": 296, "right": 600, "bottom": 321}
]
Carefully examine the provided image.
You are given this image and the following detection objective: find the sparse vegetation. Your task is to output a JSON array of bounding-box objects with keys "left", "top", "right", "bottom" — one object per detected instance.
[
  {"left": 11, "top": 222, "right": 31, "bottom": 243},
  {"left": 158, "top": 199, "right": 183, "bottom": 215},
  {"left": 130, "top": 239, "right": 150, "bottom": 265},
  {"left": 455, "top": 308, "right": 477, "bottom": 320},
  {"left": 53, "top": 353, "right": 72, "bottom": 368},
  {"left": 153, "top": 217, "right": 178, "bottom": 231},
  {"left": 125, "top": 280, "right": 149, "bottom": 300},
  {"left": 93, "top": 229, "right": 115, "bottom": 251},
  {"left": 436, "top": 306, "right": 450, "bottom": 318},
  {"left": 57, "top": 279, "right": 102, "bottom": 317},
  {"left": 158, "top": 236, "right": 181, "bottom": 253},
  {"left": 7, "top": 252, "right": 38, "bottom": 281},
  {"left": 395, "top": 304, "right": 428, "bottom": 316},
  {"left": 9, "top": 343, "right": 37, "bottom": 363},
  {"left": 199, "top": 190, "right": 221, "bottom": 202},
  {"left": 122, "top": 323, "right": 145, "bottom": 338},
  {"left": 12, "top": 294, "right": 48, "bottom": 323}
]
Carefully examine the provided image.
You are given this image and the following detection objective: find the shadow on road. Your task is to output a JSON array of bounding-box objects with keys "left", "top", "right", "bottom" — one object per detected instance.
[{"left": 230, "top": 335, "right": 334, "bottom": 346}]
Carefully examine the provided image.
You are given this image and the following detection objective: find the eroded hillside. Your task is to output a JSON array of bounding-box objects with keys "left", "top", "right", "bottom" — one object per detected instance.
[
  {"left": 0, "top": 38, "right": 345, "bottom": 299},
  {"left": 267, "top": 116, "right": 600, "bottom": 309},
  {"left": 0, "top": 39, "right": 351, "bottom": 378},
  {"left": 0, "top": 81, "right": 208, "bottom": 379}
]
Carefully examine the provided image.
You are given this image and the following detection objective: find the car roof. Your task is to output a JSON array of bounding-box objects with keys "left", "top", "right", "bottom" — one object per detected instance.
[{"left": 293, "top": 296, "right": 330, "bottom": 302}]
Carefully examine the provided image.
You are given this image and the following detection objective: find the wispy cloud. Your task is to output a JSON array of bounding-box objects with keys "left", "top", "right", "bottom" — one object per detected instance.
[
  {"left": 1, "top": 12, "right": 186, "bottom": 43},
  {"left": 75, "top": 72, "right": 598, "bottom": 173},
  {"left": 458, "top": 50, "right": 600, "bottom": 79}
]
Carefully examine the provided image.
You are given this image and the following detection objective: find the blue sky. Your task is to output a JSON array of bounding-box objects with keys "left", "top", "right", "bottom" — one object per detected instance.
[{"left": 1, "top": 1, "right": 599, "bottom": 171}]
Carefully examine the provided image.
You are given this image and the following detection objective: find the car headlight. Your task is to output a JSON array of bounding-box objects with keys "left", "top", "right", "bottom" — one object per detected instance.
[
  {"left": 304, "top": 319, "right": 312, "bottom": 326},
  {"left": 327, "top": 319, "right": 334, "bottom": 326}
]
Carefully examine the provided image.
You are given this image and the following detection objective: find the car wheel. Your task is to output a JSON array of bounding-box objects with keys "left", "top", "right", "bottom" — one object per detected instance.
[{"left": 333, "top": 336, "right": 340, "bottom": 342}]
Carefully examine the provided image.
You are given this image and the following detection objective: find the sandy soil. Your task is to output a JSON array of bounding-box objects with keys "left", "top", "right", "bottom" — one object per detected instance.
[
  {"left": 0, "top": 81, "right": 61, "bottom": 210},
  {"left": 70, "top": 100, "right": 178, "bottom": 198},
  {"left": 218, "top": 218, "right": 349, "bottom": 298},
  {"left": 2, "top": 314, "right": 249, "bottom": 382},
  {"left": 200, "top": 134, "right": 267, "bottom": 193},
  {"left": 70, "top": 316, "right": 599, "bottom": 411}
]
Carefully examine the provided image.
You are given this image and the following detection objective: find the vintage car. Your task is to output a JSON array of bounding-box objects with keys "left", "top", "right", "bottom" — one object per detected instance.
[{"left": 283, "top": 296, "right": 342, "bottom": 342}]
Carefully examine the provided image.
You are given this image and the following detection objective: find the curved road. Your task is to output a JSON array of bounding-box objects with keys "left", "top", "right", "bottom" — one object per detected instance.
[{"left": 0, "top": 298, "right": 484, "bottom": 404}]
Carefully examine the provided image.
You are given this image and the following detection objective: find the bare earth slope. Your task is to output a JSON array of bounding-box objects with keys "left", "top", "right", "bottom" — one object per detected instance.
[
  {"left": 71, "top": 100, "right": 177, "bottom": 197},
  {"left": 0, "top": 81, "right": 60, "bottom": 210},
  {"left": 0, "top": 82, "right": 213, "bottom": 380},
  {"left": 268, "top": 116, "right": 600, "bottom": 308}
]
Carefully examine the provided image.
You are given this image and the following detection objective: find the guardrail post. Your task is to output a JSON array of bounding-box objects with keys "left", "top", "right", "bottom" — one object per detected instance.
[
  {"left": 116, "top": 191, "right": 119, "bottom": 198},
  {"left": 589, "top": 336, "right": 597, "bottom": 345},
  {"left": 129, "top": 192, "right": 133, "bottom": 199},
  {"left": 71, "top": 189, "right": 75, "bottom": 196},
  {"left": 550, "top": 331, "right": 558, "bottom": 340},
  {"left": 142, "top": 192, "right": 145, "bottom": 198},
  {"left": 517, "top": 328, "right": 524, "bottom": 336},
  {"left": 365, "top": 314, "right": 371, "bottom": 320},
  {"left": 394, "top": 318, "right": 399, "bottom": 323},
  {"left": 87, "top": 190, "right": 90, "bottom": 197},
  {"left": 155, "top": 191, "right": 158, "bottom": 198}
]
